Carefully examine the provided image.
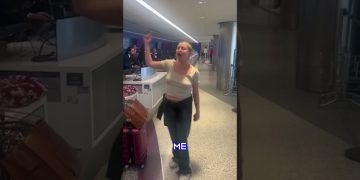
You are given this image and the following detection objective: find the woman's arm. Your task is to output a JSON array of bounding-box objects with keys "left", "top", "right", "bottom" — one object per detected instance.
[
  {"left": 143, "top": 34, "right": 163, "bottom": 69},
  {"left": 71, "top": 0, "right": 122, "bottom": 26},
  {"left": 192, "top": 83, "right": 200, "bottom": 121}
]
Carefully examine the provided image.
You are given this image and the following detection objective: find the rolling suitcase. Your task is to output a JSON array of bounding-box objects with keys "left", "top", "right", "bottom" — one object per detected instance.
[{"left": 122, "top": 122, "right": 147, "bottom": 168}]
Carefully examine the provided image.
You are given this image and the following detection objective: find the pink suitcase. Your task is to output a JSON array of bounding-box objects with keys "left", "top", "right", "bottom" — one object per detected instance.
[{"left": 122, "top": 123, "right": 147, "bottom": 168}]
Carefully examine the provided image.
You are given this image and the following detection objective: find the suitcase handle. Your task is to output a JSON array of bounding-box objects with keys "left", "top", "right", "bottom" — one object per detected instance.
[
  {"left": 123, "top": 125, "right": 135, "bottom": 165},
  {"left": 123, "top": 121, "right": 135, "bottom": 129}
]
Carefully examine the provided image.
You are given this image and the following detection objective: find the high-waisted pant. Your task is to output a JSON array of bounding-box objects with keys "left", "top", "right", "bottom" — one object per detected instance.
[{"left": 163, "top": 95, "right": 192, "bottom": 174}]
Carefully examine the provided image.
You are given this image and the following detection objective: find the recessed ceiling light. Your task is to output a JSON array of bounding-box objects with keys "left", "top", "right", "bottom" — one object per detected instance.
[
  {"left": 136, "top": 0, "right": 199, "bottom": 43},
  {"left": 200, "top": 16, "right": 205, "bottom": 19},
  {"left": 198, "top": 1, "right": 207, "bottom": 5}
]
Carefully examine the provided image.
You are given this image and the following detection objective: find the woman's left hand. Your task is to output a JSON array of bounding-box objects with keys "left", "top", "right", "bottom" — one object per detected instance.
[
  {"left": 193, "top": 112, "right": 200, "bottom": 121},
  {"left": 143, "top": 33, "right": 153, "bottom": 44}
]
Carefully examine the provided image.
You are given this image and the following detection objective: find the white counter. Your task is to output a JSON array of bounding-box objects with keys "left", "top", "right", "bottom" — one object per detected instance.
[
  {"left": 124, "top": 72, "right": 166, "bottom": 119},
  {"left": 0, "top": 33, "right": 121, "bottom": 72},
  {"left": 124, "top": 72, "right": 166, "bottom": 85},
  {"left": 0, "top": 32, "right": 123, "bottom": 150},
  {"left": 0, "top": 32, "right": 125, "bottom": 180}
]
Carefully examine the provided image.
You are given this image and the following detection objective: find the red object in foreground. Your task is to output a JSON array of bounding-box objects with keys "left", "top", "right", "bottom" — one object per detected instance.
[{"left": 122, "top": 123, "right": 147, "bottom": 168}]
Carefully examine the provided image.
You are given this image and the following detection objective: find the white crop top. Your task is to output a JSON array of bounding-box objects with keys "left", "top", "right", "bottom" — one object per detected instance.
[{"left": 160, "top": 59, "right": 200, "bottom": 99}]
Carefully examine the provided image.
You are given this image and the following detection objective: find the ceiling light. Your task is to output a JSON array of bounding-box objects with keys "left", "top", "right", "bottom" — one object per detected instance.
[
  {"left": 136, "top": 0, "right": 199, "bottom": 43},
  {"left": 124, "top": 30, "right": 177, "bottom": 42},
  {"left": 198, "top": 1, "right": 207, "bottom": 5},
  {"left": 200, "top": 16, "right": 205, "bottom": 19}
]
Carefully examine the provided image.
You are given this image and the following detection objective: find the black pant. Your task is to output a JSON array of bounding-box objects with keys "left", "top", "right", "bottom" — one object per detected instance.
[{"left": 164, "top": 96, "right": 192, "bottom": 174}]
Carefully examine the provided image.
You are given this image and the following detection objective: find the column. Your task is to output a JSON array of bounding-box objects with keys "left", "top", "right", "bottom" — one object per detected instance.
[{"left": 216, "top": 21, "right": 237, "bottom": 91}]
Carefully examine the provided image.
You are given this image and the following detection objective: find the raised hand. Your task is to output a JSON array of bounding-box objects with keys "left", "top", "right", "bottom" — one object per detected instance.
[{"left": 143, "top": 33, "right": 153, "bottom": 44}]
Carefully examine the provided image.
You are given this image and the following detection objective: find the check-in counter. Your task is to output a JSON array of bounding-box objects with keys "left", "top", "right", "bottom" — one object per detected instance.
[{"left": 124, "top": 70, "right": 166, "bottom": 119}]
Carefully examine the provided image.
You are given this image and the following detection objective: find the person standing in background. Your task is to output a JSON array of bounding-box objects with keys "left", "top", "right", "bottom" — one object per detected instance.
[
  {"left": 209, "top": 46, "right": 213, "bottom": 64},
  {"left": 151, "top": 48, "right": 159, "bottom": 61},
  {"left": 132, "top": 44, "right": 137, "bottom": 54},
  {"left": 123, "top": 46, "right": 139, "bottom": 70}
]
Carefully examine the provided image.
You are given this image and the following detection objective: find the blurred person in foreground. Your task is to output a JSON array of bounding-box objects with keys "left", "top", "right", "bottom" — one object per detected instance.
[
  {"left": 71, "top": 1, "right": 122, "bottom": 180},
  {"left": 71, "top": 0, "right": 121, "bottom": 26}
]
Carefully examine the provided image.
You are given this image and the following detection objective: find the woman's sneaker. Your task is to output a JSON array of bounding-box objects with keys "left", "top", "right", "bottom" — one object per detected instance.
[{"left": 169, "top": 158, "right": 178, "bottom": 169}]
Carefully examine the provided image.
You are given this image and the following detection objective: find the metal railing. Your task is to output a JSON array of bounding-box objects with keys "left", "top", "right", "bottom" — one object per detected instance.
[
  {"left": 347, "top": 55, "right": 360, "bottom": 105},
  {"left": 224, "top": 49, "right": 237, "bottom": 96},
  {"left": 319, "top": 4, "right": 360, "bottom": 107},
  {"left": 319, "top": 54, "right": 360, "bottom": 107}
]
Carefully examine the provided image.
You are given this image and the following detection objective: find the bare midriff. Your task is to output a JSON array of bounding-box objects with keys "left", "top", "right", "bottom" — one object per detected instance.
[{"left": 165, "top": 94, "right": 185, "bottom": 102}]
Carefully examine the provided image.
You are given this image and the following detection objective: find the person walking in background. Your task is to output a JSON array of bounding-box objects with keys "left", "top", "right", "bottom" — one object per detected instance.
[
  {"left": 209, "top": 46, "right": 213, "bottom": 64},
  {"left": 203, "top": 46, "right": 208, "bottom": 62},
  {"left": 144, "top": 33, "right": 200, "bottom": 180}
]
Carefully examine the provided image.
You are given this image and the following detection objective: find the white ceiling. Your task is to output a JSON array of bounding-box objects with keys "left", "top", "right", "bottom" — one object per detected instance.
[{"left": 124, "top": 0, "right": 237, "bottom": 43}]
